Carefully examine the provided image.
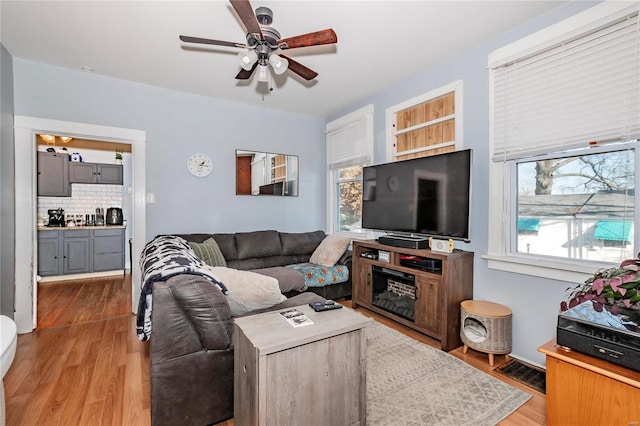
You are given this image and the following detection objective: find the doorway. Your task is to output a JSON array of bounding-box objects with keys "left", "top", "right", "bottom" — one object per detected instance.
[{"left": 14, "top": 116, "right": 146, "bottom": 334}]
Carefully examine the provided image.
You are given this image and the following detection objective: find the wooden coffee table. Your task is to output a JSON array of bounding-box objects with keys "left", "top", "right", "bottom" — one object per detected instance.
[{"left": 233, "top": 303, "right": 372, "bottom": 426}]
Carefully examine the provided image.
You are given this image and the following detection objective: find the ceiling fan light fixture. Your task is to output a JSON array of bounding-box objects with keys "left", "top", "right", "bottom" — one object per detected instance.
[
  {"left": 180, "top": 0, "right": 338, "bottom": 85},
  {"left": 238, "top": 50, "right": 258, "bottom": 71},
  {"left": 268, "top": 54, "right": 289, "bottom": 75},
  {"left": 257, "top": 64, "right": 269, "bottom": 82}
]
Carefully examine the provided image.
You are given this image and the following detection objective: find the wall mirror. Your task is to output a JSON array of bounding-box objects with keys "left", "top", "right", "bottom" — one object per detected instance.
[{"left": 236, "top": 150, "right": 299, "bottom": 196}]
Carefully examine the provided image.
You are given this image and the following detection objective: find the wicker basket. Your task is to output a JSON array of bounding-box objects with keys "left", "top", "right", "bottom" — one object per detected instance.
[{"left": 460, "top": 300, "right": 512, "bottom": 354}]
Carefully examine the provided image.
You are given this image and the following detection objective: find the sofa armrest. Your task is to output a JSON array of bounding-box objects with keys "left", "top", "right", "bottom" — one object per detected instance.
[
  {"left": 151, "top": 275, "right": 233, "bottom": 363},
  {"left": 336, "top": 249, "right": 352, "bottom": 272}
]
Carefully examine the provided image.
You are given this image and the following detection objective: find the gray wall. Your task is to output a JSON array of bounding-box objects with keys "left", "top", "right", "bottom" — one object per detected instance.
[
  {"left": 1, "top": 44, "right": 15, "bottom": 318},
  {"left": 12, "top": 59, "right": 326, "bottom": 240},
  {"left": 328, "top": 1, "right": 596, "bottom": 365}
]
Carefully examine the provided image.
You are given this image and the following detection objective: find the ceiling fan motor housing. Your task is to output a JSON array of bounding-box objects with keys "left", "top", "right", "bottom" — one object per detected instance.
[
  {"left": 255, "top": 7, "right": 273, "bottom": 25},
  {"left": 246, "top": 7, "right": 281, "bottom": 64}
]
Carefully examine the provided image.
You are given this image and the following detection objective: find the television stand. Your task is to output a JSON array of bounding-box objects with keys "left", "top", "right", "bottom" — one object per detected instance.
[
  {"left": 378, "top": 234, "right": 429, "bottom": 249},
  {"left": 352, "top": 240, "right": 473, "bottom": 351}
]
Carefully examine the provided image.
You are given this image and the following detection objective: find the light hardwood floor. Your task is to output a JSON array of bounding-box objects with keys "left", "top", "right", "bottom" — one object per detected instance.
[{"left": 4, "top": 275, "right": 545, "bottom": 425}]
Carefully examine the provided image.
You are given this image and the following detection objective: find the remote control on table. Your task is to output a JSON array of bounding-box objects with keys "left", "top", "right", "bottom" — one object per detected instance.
[{"left": 309, "top": 300, "right": 343, "bottom": 312}]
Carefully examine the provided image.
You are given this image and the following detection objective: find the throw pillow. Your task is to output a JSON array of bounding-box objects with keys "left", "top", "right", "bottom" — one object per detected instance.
[
  {"left": 189, "top": 238, "right": 227, "bottom": 267},
  {"left": 209, "top": 266, "right": 286, "bottom": 317},
  {"left": 309, "top": 234, "right": 351, "bottom": 267}
]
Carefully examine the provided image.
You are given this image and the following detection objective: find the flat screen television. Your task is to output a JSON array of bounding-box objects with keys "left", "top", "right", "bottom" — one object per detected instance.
[{"left": 362, "top": 149, "right": 472, "bottom": 242}]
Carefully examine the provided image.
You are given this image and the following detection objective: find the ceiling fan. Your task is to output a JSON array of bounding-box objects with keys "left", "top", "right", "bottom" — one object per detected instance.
[{"left": 179, "top": 0, "right": 337, "bottom": 82}]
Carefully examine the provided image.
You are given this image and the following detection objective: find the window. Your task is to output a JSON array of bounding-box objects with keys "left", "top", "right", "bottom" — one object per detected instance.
[
  {"left": 486, "top": 2, "right": 640, "bottom": 282},
  {"left": 386, "top": 80, "right": 463, "bottom": 162},
  {"left": 326, "top": 105, "right": 374, "bottom": 236},
  {"left": 515, "top": 145, "right": 636, "bottom": 263},
  {"left": 335, "top": 166, "right": 363, "bottom": 232}
]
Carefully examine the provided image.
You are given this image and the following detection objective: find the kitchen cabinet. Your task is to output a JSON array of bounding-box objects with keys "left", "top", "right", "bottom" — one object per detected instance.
[
  {"left": 62, "top": 230, "right": 91, "bottom": 274},
  {"left": 37, "top": 227, "right": 125, "bottom": 277},
  {"left": 69, "top": 162, "right": 123, "bottom": 185},
  {"left": 93, "top": 228, "right": 125, "bottom": 272},
  {"left": 37, "top": 152, "right": 71, "bottom": 197},
  {"left": 37, "top": 229, "right": 90, "bottom": 276},
  {"left": 37, "top": 230, "right": 62, "bottom": 276}
]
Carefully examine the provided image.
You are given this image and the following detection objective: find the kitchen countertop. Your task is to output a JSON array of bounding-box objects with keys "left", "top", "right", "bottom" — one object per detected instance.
[{"left": 37, "top": 225, "right": 127, "bottom": 231}]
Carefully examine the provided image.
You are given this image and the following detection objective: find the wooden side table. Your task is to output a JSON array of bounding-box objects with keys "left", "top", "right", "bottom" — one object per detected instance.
[
  {"left": 460, "top": 300, "right": 512, "bottom": 366},
  {"left": 539, "top": 339, "right": 640, "bottom": 425},
  {"left": 233, "top": 304, "right": 373, "bottom": 426}
]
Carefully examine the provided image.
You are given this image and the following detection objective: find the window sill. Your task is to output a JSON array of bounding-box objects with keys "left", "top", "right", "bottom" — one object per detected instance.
[
  {"left": 482, "top": 253, "right": 612, "bottom": 284},
  {"left": 334, "top": 230, "right": 374, "bottom": 241}
]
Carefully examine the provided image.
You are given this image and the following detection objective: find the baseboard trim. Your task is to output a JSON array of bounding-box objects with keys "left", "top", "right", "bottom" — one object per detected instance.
[{"left": 39, "top": 270, "right": 128, "bottom": 283}]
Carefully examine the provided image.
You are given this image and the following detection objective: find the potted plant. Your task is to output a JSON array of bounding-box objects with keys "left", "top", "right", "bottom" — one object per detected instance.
[
  {"left": 115, "top": 151, "right": 123, "bottom": 164},
  {"left": 561, "top": 257, "right": 640, "bottom": 327}
]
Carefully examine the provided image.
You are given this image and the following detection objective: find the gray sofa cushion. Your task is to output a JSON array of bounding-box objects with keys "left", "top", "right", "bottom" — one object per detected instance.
[
  {"left": 280, "top": 230, "right": 325, "bottom": 255},
  {"left": 236, "top": 291, "right": 325, "bottom": 317},
  {"left": 235, "top": 230, "right": 282, "bottom": 259},
  {"left": 251, "top": 266, "right": 306, "bottom": 293},
  {"left": 211, "top": 233, "right": 237, "bottom": 261}
]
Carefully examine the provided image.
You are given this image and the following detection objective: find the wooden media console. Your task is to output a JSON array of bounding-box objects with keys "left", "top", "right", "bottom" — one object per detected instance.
[{"left": 352, "top": 239, "right": 474, "bottom": 352}]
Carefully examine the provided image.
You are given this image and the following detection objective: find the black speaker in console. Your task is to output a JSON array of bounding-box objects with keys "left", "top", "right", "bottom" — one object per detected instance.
[{"left": 378, "top": 235, "right": 429, "bottom": 249}]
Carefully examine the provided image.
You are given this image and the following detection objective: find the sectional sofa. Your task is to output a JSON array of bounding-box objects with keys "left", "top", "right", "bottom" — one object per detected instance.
[{"left": 142, "top": 230, "right": 352, "bottom": 425}]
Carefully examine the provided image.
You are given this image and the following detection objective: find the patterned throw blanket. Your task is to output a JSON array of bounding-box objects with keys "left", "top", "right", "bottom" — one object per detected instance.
[{"left": 136, "top": 235, "right": 228, "bottom": 341}]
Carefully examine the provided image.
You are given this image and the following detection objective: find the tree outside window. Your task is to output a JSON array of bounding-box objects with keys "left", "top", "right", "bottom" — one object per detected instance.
[
  {"left": 337, "top": 166, "right": 364, "bottom": 232},
  {"left": 516, "top": 147, "right": 635, "bottom": 263}
]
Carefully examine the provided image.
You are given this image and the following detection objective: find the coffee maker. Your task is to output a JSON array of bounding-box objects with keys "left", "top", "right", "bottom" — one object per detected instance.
[
  {"left": 95, "top": 207, "right": 105, "bottom": 226},
  {"left": 47, "top": 208, "right": 65, "bottom": 227}
]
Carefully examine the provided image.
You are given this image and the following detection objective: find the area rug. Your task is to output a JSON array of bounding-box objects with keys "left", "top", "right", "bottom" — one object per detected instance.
[
  {"left": 366, "top": 322, "right": 532, "bottom": 426},
  {"left": 496, "top": 359, "right": 546, "bottom": 394}
]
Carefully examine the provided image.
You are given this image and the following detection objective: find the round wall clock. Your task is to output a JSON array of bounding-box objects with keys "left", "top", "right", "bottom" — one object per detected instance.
[{"left": 187, "top": 153, "right": 213, "bottom": 177}]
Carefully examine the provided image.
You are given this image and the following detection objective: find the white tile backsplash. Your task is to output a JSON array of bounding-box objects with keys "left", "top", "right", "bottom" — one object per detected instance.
[{"left": 38, "top": 183, "right": 123, "bottom": 220}]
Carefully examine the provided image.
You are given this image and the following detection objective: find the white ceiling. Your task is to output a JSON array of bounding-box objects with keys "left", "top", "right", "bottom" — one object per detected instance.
[{"left": 1, "top": 1, "right": 567, "bottom": 117}]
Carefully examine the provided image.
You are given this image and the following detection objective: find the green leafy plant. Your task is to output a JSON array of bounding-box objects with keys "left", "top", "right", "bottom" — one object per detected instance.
[
  {"left": 561, "top": 258, "right": 640, "bottom": 322},
  {"left": 115, "top": 151, "right": 123, "bottom": 160}
]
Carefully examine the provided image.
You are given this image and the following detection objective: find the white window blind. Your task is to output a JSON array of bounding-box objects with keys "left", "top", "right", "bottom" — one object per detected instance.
[
  {"left": 492, "top": 11, "right": 640, "bottom": 161},
  {"left": 326, "top": 118, "right": 372, "bottom": 170}
]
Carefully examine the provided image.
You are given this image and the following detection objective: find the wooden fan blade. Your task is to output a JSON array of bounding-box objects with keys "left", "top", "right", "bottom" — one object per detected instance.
[
  {"left": 229, "top": 0, "right": 263, "bottom": 40},
  {"left": 179, "top": 35, "right": 245, "bottom": 48},
  {"left": 278, "top": 29, "right": 337, "bottom": 49},
  {"left": 280, "top": 54, "right": 318, "bottom": 80},
  {"left": 235, "top": 61, "right": 258, "bottom": 80}
]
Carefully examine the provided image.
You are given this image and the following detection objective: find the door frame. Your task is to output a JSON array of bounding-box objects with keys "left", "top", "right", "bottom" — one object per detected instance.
[{"left": 14, "top": 116, "right": 146, "bottom": 333}]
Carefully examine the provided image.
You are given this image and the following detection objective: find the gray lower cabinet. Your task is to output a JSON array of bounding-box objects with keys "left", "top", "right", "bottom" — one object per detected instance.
[
  {"left": 62, "top": 229, "right": 91, "bottom": 274},
  {"left": 37, "top": 230, "right": 63, "bottom": 276},
  {"left": 93, "top": 229, "right": 125, "bottom": 272},
  {"left": 69, "top": 162, "right": 123, "bottom": 184},
  {"left": 38, "top": 228, "right": 125, "bottom": 277}
]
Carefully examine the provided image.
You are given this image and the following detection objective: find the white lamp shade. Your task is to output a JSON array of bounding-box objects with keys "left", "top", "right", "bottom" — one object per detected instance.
[
  {"left": 257, "top": 65, "right": 269, "bottom": 82},
  {"left": 238, "top": 50, "right": 258, "bottom": 71},
  {"left": 268, "top": 54, "right": 289, "bottom": 75}
]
